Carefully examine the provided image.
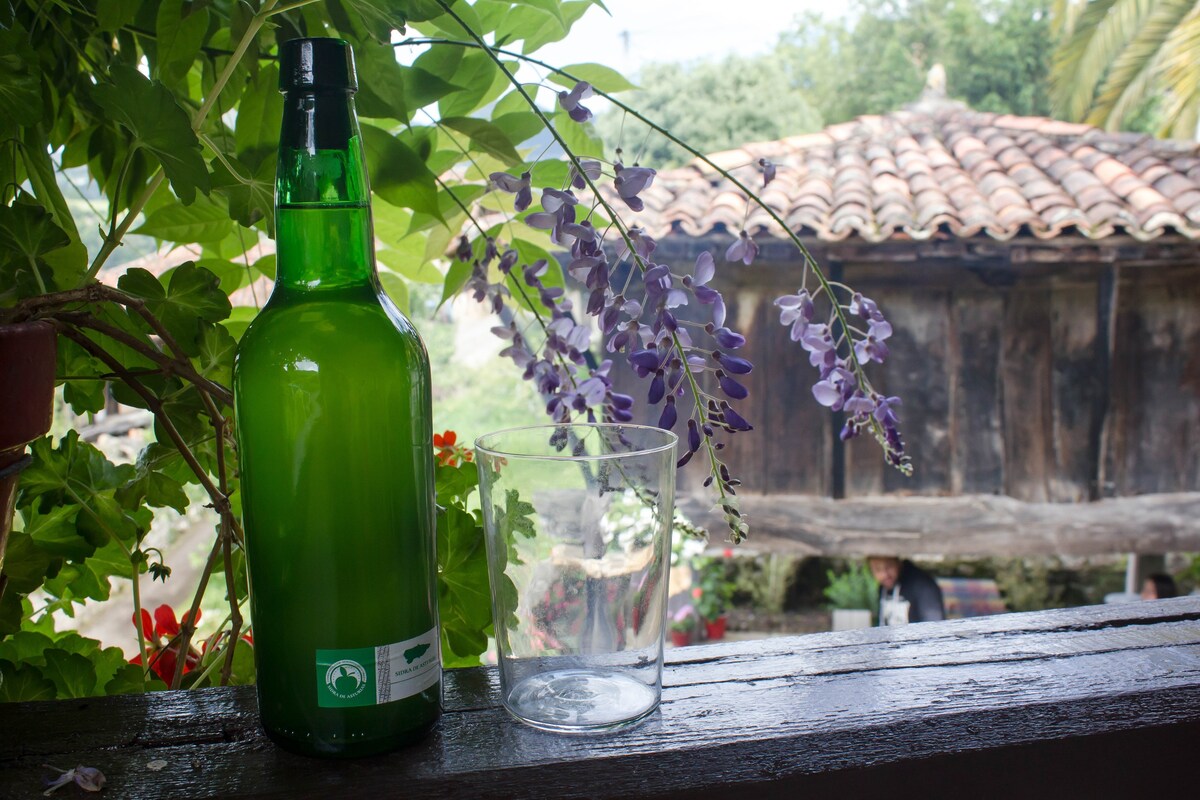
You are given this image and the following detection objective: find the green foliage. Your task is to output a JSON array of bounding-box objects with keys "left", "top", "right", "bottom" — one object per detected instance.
[
  {"left": 777, "top": 0, "right": 1055, "bottom": 124},
  {"left": 0, "top": 0, "right": 633, "bottom": 701},
  {"left": 597, "top": 55, "right": 822, "bottom": 168},
  {"left": 823, "top": 563, "right": 880, "bottom": 615}
]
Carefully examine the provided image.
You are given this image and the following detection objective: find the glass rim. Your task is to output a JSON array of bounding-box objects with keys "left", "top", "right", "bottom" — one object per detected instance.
[{"left": 474, "top": 423, "right": 678, "bottom": 462}]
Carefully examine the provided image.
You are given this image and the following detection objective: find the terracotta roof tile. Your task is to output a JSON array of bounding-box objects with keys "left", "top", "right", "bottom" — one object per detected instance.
[{"left": 620, "top": 103, "right": 1200, "bottom": 242}]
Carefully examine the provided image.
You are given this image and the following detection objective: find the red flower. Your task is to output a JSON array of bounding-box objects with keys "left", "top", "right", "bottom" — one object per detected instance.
[
  {"left": 692, "top": 586, "right": 704, "bottom": 599},
  {"left": 434, "top": 430, "right": 474, "bottom": 467},
  {"left": 130, "top": 604, "right": 203, "bottom": 685},
  {"left": 723, "top": 548, "right": 734, "bottom": 559}
]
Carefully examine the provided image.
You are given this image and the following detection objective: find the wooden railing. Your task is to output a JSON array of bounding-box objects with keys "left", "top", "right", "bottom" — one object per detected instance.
[{"left": 3, "top": 598, "right": 1199, "bottom": 798}]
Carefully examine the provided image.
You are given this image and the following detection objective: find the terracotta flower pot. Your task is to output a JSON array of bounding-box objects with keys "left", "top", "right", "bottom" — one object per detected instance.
[
  {"left": 0, "top": 321, "right": 57, "bottom": 589},
  {"left": 669, "top": 629, "right": 692, "bottom": 648},
  {"left": 704, "top": 616, "right": 727, "bottom": 641}
]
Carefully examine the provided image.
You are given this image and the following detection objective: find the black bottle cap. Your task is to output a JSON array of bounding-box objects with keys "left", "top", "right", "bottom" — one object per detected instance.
[{"left": 279, "top": 38, "right": 358, "bottom": 93}]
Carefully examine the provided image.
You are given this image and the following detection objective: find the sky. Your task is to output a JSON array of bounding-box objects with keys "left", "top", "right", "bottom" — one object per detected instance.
[{"left": 537, "top": 0, "right": 843, "bottom": 76}]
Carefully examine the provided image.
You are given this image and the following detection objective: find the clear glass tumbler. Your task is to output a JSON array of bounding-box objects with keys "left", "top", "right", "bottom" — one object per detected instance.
[{"left": 475, "top": 423, "right": 678, "bottom": 733}]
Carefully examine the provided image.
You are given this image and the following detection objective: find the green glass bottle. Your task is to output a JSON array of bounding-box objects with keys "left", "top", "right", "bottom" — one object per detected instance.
[{"left": 233, "top": 38, "right": 440, "bottom": 758}]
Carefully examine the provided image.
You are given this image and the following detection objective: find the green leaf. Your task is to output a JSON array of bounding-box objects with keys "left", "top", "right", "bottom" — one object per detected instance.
[
  {"left": 404, "top": 65, "right": 463, "bottom": 110},
  {"left": 438, "top": 52, "right": 503, "bottom": 118},
  {"left": 221, "top": 305, "right": 259, "bottom": 342},
  {"left": 97, "top": 0, "right": 140, "bottom": 31},
  {"left": 105, "top": 663, "right": 161, "bottom": 695},
  {"left": 0, "top": 631, "right": 55, "bottom": 665},
  {"left": 91, "top": 64, "right": 209, "bottom": 204},
  {"left": 0, "top": 199, "right": 81, "bottom": 295},
  {"left": 0, "top": 661, "right": 56, "bottom": 701},
  {"left": 40, "top": 649, "right": 97, "bottom": 699},
  {"left": 117, "top": 262, "right": 233, "bottom": 353},
  {"left": 155, "top": 0, "right": 209, "bottom": 89},
  {"left": 377, "top": 245, "right": 442, "bottom": 284},
  {"left": 195, "top": 258, "right": 248, "bottom": 294},
  {"left": 378, "top": 270, "right": 410, "bottom": 316},
  {"left": 439, "top": 256, "right": 473, "bottom": 308},
  {"left": 437, "top": 504, "right": 492, "bottom": 661},
  {"left": 549, "top": 62, "right": 638, "bottom": 93},
  {"left": 0, "top": 25, "right": 41, "bottom": 126},
  {"left": 490, "top": 111, "right": 545, "bottom": 146},
  {"left": 225, "top": 640, "right": 256, "bottom": 686},
  {"left": 234, "top": 64, "right": 282, "bottom": 170},
  {"left": 0, "top": 532, "right": 58, "bottom": 595},
  {"left": 211, "top": 153, "right": 275, "bottom": 231},
  {"left": 550, "top": 111, "right": 605, "bottom": 160},
  {"left": 21, "top": 505, "right": 91, "bottom": 561},
  {"left": 440, "top": 116, "right": 522, "bottom": 166},
  {"left": 134, "top": 197, "right": 233, "bottom": 243},
  {"left": 193, "top": 323, "right": 237, "bottom": 387},
  {"left": 359, "top": 123, "right": 442, "bottom": 219},
  {"left": 20, "top": 126, "right": 81, "bottom": 241},
  {"left": 435, "top": 461, "right": 478, "bottom": 505},
  {"left": 44, "top": 538, "right": 137, "bottom": 602},
  {"left": 117, "top": 468, "right": 188, "bottom": 514},
  {"left": 355, "top": 43, "right": 412, "bottom": 122}
]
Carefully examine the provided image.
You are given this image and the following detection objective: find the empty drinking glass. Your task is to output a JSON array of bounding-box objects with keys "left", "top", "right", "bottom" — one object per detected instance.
[{"left": 475, "top": 424, "right": 677, "bottom": 733}]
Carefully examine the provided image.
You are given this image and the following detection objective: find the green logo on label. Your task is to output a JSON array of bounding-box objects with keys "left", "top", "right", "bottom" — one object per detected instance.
[
  {"left": 325, "top": 659, "right": 367, "bottom": 700},
  {"left": 316, "top": 647, "right": 376, "bottom": 708}
]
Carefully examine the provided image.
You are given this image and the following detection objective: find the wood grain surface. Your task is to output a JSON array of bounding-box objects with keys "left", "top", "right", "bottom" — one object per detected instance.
[
  {"left": 2, "top": 599, "right": 1198, "bottom": 799},
  {"left": 677, "top": 490, "right": 1200, "bottom": 556}
]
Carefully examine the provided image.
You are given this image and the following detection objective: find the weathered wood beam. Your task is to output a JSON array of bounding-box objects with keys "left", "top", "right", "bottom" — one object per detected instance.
[
  {"left": 1, "top": 601, "right": 1198, "bottom": 798},
  {"left": 677, "top": 491, "right": 1200, "bottom": 556}
]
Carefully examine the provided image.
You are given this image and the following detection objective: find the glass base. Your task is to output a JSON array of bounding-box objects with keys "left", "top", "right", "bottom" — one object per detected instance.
[{"left": 504, "top": 668, "right": 659, "bottom": 733}]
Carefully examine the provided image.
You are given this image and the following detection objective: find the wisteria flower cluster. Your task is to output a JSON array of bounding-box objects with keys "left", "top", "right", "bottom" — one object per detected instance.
[
  {"left": 454, "top": 78, "right": 906, "bottom": 541},
  {"left": 774, "top": 287, "right": 909, "bottom": 472}
]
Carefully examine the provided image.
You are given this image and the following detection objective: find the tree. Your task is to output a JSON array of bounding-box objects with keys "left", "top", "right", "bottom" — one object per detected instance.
[
  {"left": 777, "top": 0, "right": 1055, "bottom": 124},
  {"left": 596, "top": 56, "right": 823, "bottom": 168},
  {"left": 1050, "top": 0, "right": 1199, "bottom": 138}
]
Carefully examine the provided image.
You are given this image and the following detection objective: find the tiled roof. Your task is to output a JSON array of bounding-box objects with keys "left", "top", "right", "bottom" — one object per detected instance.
[{"left": 630, "top": 99, "right": 1200, "bottom": 243}]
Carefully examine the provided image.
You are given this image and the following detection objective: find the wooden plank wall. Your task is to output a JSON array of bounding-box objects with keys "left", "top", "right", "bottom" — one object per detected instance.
[{"left": 608, "top": 243, "right": 1199, "bottom": 502}]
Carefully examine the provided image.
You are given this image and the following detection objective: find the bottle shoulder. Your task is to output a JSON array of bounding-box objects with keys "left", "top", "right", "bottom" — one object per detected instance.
[{"left": 235, "top": 288, "right": 429, "bottom": 372}]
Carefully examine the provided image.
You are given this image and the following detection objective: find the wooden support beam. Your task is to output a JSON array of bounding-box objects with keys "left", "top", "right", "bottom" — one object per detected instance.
[{"left": 677, "top": 491, "right": 1200, "bottom": 556}]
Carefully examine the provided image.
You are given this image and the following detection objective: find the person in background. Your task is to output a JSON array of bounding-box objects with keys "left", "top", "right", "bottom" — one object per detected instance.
[
  {"left": 1141, "top": 573, "right": 1178, "bottom": 600},
  {"left": 867, "top": 556, "right": 946, "bottom": 625}
]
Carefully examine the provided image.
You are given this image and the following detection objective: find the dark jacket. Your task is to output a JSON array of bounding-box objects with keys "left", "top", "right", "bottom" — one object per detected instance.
[{"left": 880, "top": 560, "right": 945, "bottom": 623}]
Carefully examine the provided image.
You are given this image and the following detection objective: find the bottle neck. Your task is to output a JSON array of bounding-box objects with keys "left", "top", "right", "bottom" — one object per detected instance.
[{"left": 275, "top": 90, "right": 375, "bottom": 292}]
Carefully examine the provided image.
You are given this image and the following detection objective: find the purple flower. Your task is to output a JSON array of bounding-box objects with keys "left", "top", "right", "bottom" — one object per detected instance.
[
  {"left": 849, "top": 292, "right": 885, "bottom": 322},
  {"left": 618, "top": 226, "right": 658, "bottom": 263},
  {"left": 490, "top": 171, "right": 532, "bottom": 212},
  {"left": 614, "top": 163, "right": 656, "bottom": 212},
  {"left": 799, "top": 323, "right": 834, "bottom": 354},
  {"left": 454, "top": 236, "right": 472, "bottom": 262},
  {"left": 686, "top": 418, "right": 701, "bottom": 452},
  {"left": 854, "top": 319, "right": 892, "bottom": 364},
  {"left": 658, "top": 396, "right": 678, "bottom": 430},
  {"left": 720, "top": 402, "right": 752, "bottom": 431},
  {"left": 719, "top": 374, "right": 748, "bottom": 400},
  {"left": 558, "top": 81, "right": 594, "bottom": 122},
  {"left": 714, "top": 351, "right": 753, "bottom": 374},
  {"left": 709, "top": 325, "right": 746, "bottom": 350},
  {"left": 874, "top": 395, "right": 901, "bottom": 427},
  {"left": 683, "top": 251, "right": 726, "bottom": 326},
  {"left": 811, "top": 367, "right": 856, "bottom": 410},
  {"left": 759, "top": 158, "right": 776, "bottom": 188},
  {"left": 844, "top": 390, "right": 875, "bottom": 415},
  {"left": 725, "top": 230, "right": 759, "bottom": 265},
  {"left": 568, "top": 159, "right": 603, "bottom": 190}
]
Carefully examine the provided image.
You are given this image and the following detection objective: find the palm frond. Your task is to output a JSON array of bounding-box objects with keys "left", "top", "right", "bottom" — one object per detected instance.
[
  {"left": 1087, "top": 0, "right": 1195, "bottom": 128},
  {"left": 1158, "top": 3, "right": 1200, "bottom": 134},
  {"left": 1050, "top": 0, "right": 1156, "bottom": 121},
  {"left": 1050, "top": 0, "right": 1090, "bottom": 36}
]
